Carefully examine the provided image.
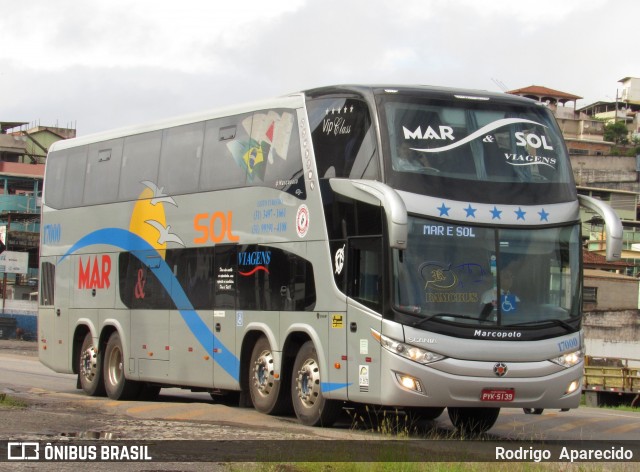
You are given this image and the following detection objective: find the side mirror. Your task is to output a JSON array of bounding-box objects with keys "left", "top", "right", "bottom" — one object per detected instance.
[
  {"left": 578, "top": 194, "right": 623, "bottom": 261},
  {"left": 329, "top": 179, "right": 408, "bottom": 249}
]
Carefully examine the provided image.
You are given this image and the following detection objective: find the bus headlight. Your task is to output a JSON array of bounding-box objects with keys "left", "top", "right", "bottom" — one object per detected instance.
[
  {"left": 549, "top": 349, "right": 584, "bottom": 368},
  {"left": 565, "top": 379, "right": 581, "bottom": 395},
  {"left": 371, "top": 329, "right": 445, "bottom": 364}
]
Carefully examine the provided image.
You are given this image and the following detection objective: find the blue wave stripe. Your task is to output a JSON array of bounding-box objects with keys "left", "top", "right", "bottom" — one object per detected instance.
[
  {"left": 321, "top": 382, "right": 350, "bottom": 393},
  {"left": 60, "top": 228, "right": 240, "bottom": 381}
]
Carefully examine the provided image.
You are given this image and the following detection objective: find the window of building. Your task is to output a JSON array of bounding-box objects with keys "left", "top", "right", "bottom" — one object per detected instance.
[{"left": 583, "top": 286, "right": 598, "bottom": 303}]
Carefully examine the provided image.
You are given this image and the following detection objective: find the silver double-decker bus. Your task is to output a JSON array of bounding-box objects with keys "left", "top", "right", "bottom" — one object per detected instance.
[{"left": 39, "top": 85, "right": 622, "bottom": 434}]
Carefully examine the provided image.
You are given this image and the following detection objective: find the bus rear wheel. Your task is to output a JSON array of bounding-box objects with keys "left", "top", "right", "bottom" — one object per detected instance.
[
  {"left": 447, "top": 407, "right": 500, "bottom": 436},
  {"left": 78, "top": 332, "right": 105, "bottom": 396},
  {"left": 249, "top": 336, "right": 289, "bottom": 415},
  {"left": 104, "top": 331, "right": 141, "bottom": 400},
  {"left": 291, "top": 340, "right": 341, "bottom": 427}
]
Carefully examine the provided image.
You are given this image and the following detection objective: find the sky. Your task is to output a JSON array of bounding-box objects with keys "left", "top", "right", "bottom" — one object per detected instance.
[{"left": 1, "top": 0, "right": 637, "bottom": 136}]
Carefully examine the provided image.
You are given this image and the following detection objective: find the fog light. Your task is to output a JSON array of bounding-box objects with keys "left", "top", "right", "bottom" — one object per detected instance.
[
  {"left": 565, "top": 379, "right": 580, "bottom": 395},
  {"left": 395, "top": 373, "right": 423, "bottom": 393}
]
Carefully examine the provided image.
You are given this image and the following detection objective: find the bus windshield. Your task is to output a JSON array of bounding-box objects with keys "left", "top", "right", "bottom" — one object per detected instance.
[
  {"left": 393, "top": 216, "right": 582, "bottom": 329},
  {"left": 378, "top": 93, "right": 575, "bottom": 205}
]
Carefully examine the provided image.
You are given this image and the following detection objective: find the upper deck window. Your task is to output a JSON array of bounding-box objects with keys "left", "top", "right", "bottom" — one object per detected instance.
[
  {"left": 306, "top": 98, "right": 379, "bottom": 180},
  {"left": 378, "top": 94, "right": 575, "bottom": 205}
]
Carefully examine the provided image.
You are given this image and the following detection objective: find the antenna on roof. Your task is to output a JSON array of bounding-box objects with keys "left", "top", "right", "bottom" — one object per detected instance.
[{"left": 491, "top": 78, "right": 509, "bottom": 92}]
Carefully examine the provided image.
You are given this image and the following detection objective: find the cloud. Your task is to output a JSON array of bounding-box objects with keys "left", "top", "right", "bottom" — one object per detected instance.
[{"left": 0, "top": 0, "right": 637, "bottom": 134}]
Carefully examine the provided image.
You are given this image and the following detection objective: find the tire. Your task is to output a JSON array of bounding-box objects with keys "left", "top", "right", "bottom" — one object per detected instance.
[
  {"left": 523, "top": 408, "right": 544, "bottom": 415},
  {"left": 78, "top": 332, "right": 105, "bottom": 396},
  {"left": 405, "top": 407, "right": 445, "bottom": 421},
  {"left": 447, "top": 407, "right": 500, "bottom": 436},
  {"left": 291, "top": 340, "right": 341, "bottom": 427},
  {"left": 103, "top": 331, "right": 141, "bottom": 400},
  {"left": 249, "top": 336, "right": 289, "bottom": 415}
]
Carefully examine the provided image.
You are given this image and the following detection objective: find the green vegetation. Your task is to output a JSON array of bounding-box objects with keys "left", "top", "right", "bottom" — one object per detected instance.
[
  {"left": 604, "top": 121, "right": 630, "bottom": 144},
  {"left": 228, "top": 461, "right": 636, "bottom": 471},
  {"left": 0, "top": 393, "right": 28, "bottom": 408}
]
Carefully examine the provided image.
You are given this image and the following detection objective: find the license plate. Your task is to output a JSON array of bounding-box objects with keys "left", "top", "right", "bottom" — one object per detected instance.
[{"left": 481, "top": 388, "right": 515, "bottom": 401}]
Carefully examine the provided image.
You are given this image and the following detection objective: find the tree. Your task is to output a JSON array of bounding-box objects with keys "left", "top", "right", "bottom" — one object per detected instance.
[{"left": 604, "top": 121, "right": 629, "bottom": 144}]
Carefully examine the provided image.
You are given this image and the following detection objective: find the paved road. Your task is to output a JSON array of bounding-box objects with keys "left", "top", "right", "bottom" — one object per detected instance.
[{"left": 2, "top": 341, "right": 640, "bottom": 443}]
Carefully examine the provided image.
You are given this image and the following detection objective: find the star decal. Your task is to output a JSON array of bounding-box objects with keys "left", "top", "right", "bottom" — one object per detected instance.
[
  {"left": 464, "top": 204, "right": 477, "bottom": 218},
  {"left": 490, "top": 206, "right": 502, "bottom": 220},
  {"left": 515, "top": 207, "right": 526, "bottom": 221},
  {"left": 538, "top": 208, "right": 549, "bottom": 222},
  {"left": 437, "top": 203, "right": 450, "bottom": 217}
]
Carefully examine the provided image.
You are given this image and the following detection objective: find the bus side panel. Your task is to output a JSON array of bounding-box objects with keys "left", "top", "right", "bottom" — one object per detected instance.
[
  {"left": 132, "top": 309, "right": 170, "bottom": 382},
  {"left": 213, "top": 307, "right": 239, "bottom": 390},
  {"left": 71, "top": 253, "right": 116, "bottom": 309},
  {"left": 326, "top": 310, "right": 348, "bottom": 401},
  {"left": 44, "top": 256, "right": 72, "bottom": 373},
  {"left": 346, "top": 302, "right": 382, "bottom": 403},
  {"left": 168, "top": 309, "right": 215, "bottom": 388}
]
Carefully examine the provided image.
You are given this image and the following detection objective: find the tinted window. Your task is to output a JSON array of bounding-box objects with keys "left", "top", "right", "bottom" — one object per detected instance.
[
  {"left": 119, "top": 251, "right": 176, "bottom": 309},
  {"left": 40, "top": 261, "right": 55, "bottom": 306},
  {"left": 44, "top": 150, "right": 67, "bottom": 209},
  {"left": 214, "top": 245, "right": 237, "bottom": 309},
  {"left": 247, "top": 110, "right": 306, "bottom": 198},
  {"left": 84, "top": 139, "right": 123, "bottom": 205},
  {"left": 169, "top": 247, "right": 215, "bottom": 310},
  {"left": 306, "top": 98, "right": 378, "bottom": 179},
  {"left": 200, "top": 114, "right": 252, "bottom": 191},
  {"left": 236, "top": 245, "right": 316, "bottom": 311},
  {"left": 349, "top": 237, "right": 383, "bottom": 312},
  {"left": 379, "top": 93, "right": 576, "bottom": 204},
  {"left": 62, "top": 146, "right": 88, "bottom": 208},
  {"left": 158, "top": 122, "right": 205, "bottom": 195},
  {"left": 118, "top": 246, "right": 315, "bottom": 311},
  {"left": 119, "top": 131, "right": 162, "bottom": 201}
]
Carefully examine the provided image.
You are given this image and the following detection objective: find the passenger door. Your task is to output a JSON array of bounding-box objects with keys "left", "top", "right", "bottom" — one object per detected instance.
[{"left": 346, "top": 236, "right": 383, "bottom": 402}]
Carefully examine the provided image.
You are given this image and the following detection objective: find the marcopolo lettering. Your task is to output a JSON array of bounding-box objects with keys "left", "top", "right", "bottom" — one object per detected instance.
[{"left": 474, "top": 329, "right": 522, "bottom": 339}]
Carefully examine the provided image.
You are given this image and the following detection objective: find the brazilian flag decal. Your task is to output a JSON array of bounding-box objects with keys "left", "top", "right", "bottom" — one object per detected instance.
[{"left": 228, "top": 139, "right": 270, "bottom": 182}]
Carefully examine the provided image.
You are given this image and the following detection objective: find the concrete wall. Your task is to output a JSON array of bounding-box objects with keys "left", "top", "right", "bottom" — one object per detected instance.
[
  {"left": 570, "top": 154, "right": 638, "bottom": 190},
  {"left": 583, "top": 309, "right": 640, "bottom": 366},
  {"left": 583, "top": 270, "right": 638, "bottom": 311}
]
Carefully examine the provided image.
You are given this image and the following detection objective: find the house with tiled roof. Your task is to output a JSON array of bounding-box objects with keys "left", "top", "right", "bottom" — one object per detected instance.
[{"left": 507, "top": 85, "right": 610, "bottom": 156}]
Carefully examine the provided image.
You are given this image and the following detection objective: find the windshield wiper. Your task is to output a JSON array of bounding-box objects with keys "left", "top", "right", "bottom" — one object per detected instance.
[
  {"left": 413, "top": 313, "right": 485, "bottom": 329},
  {"left": 506, "top": 318, "right": 576, "bottom": 332}
]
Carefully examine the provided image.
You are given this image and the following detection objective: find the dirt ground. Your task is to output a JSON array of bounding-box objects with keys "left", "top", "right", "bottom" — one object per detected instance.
[
  {"left": 0, "top": 339, "right": 338, "bottom": 444},
  {"left": 0, "top": 338, "right": 38, "bottom": 356}
]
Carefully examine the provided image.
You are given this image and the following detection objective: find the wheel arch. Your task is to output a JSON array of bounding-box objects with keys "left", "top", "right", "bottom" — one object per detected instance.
[
  {"left": 239, "top": 329, "right": 265, "bottom": 394},
  {"left": 71, "top": 321, "right": 95, "bottom": 375},
  {"left": 281, "top": 330, "right": 312, "bottom": 381}
]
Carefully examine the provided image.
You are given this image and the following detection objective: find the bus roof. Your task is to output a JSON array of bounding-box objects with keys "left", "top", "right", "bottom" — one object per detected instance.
[
  {"left": 304, "top": 84, "right": 541, "bottom": 106},
  {"left": 49, "top": 93, "right": 306, "bottom": 152},
  {"left": 50, "top": 84, "right": 541, "bottom": 153}
]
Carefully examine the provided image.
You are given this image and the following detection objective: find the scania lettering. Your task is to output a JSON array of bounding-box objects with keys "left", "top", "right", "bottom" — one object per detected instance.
[{"left": 39, "top": 85, "right": 622, "bottom": 434}]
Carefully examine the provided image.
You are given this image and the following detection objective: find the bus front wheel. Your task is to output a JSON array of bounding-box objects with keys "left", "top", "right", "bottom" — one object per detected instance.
[
  {"left": 78, "top": 332, "right": 105, "bottom": 396},
  {"left": 447, "top": 407, "right": 500, "bottom": 436},
  {"left": 104, "top": 331, "right": 141, "bottom": 400},
  {"left": 291, "top": 340, "right": 341, "bottom": 427}
]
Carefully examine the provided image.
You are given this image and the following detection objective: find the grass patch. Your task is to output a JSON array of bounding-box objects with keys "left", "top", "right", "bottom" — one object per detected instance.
[
  {"left": 0, "top": 393, "right": 28, "bottom": 409},
  {"left": 227, "top": 462, "right": 632, "bottom": 472}
]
